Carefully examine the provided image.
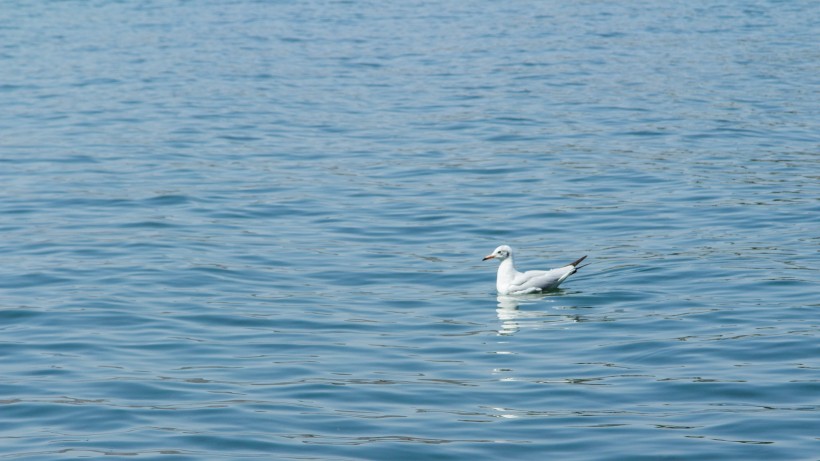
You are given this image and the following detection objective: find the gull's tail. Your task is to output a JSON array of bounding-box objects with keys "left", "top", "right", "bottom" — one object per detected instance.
[
  {"left": 555, "top": 255, "right": 589, "bottom": 286},
  {"left": 568, "top": 255, "right": 588, "bottom": 267},
  {"left": 567, "top": 255, "right": 588, "bottom": 274}
]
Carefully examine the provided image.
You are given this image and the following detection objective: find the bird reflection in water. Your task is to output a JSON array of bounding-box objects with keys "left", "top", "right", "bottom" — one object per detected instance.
[{"left": 496, "top": 294, "right": 582, "bottom": 336}]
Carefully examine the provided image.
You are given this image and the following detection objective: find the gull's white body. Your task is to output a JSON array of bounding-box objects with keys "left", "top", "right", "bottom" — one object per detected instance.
[{"left": 483, "top": 245, "right": 586, "bottom": 295}]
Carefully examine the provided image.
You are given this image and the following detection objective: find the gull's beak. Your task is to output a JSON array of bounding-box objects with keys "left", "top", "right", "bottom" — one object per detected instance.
[{"left": 482, "top": 254, "right": 495, "bottom": 261}]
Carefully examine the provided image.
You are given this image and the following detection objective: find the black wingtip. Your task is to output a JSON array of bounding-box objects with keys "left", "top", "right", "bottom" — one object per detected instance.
[{"left": 569, "top": 255, "right": 588, "bottom": 267}]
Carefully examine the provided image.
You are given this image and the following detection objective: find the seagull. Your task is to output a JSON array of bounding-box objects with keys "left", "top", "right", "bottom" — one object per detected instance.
[{"left": 483, "top": 245, "right": 587, "bottom": 295}]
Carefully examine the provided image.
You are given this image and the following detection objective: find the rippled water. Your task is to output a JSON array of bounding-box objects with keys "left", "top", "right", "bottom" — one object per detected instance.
[{"left": 1, "top": 1, "right": 818, "bottom": 459}]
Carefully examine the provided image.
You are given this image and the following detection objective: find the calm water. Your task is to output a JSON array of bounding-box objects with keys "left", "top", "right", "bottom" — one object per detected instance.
[{"left": 1, "top": 1, "right": 818, "bottom": 459}]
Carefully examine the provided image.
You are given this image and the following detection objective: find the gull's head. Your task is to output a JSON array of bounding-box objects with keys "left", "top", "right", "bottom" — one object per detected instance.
[{"left": 483, "top": 245, "right": 512, "bottom": 262}]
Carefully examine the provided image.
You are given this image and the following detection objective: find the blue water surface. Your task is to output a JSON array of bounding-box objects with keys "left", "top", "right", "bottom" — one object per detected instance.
[{"left": 1, "top": 1, "right": 818, "bottom": 460}]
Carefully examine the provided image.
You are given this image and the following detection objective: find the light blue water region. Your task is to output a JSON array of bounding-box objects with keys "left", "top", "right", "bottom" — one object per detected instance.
[{"left": 1, "top": 1, "right": 818, "bottom": 460}]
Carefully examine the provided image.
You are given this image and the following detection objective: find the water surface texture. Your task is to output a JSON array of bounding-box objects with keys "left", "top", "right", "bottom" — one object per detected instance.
[{"left": 1, "top": 1, "right": 819, "bottom": 460}]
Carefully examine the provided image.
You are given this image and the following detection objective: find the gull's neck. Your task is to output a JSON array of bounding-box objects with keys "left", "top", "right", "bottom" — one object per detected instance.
[{"left": 496, "top": 256, "right": 519, "bottom": 293}]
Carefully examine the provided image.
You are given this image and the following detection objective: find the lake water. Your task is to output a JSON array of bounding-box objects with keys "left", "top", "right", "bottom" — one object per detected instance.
[{"left": 1, "top": 1, "right": 818, "bottom": 459}]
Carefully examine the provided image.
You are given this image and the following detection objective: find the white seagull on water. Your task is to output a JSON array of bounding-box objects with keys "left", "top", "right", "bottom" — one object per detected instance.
[{"left": 483, "top": 245, "right": 587, "bottom": 295}]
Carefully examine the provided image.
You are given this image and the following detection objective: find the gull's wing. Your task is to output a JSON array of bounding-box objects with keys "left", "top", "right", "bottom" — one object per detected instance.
[{"left": 508, "top": 266, "right": 577, "bottom": 293}]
